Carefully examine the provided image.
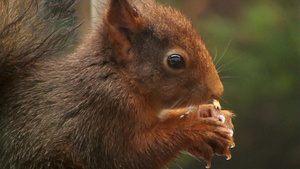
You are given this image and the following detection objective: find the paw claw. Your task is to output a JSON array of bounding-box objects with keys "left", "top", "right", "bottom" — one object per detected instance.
[
  {"left": 230, "top": 142, "right": 235, "bottom": 148},
  {"left": 228, "top": 129, "right": 234, "bottom": 136},
  {"left": 205, "top": 160, "right": 212, "bottom": 169},
  {"left": 224, "top": 147, "right": 232, "bottom": 160}
]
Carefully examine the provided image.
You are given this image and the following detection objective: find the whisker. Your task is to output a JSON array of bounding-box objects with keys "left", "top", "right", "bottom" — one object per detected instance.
[
  {"left": 182, "top": 152, "right": 205, "bottom": 166},
  {"left": 220, "top": 81, "right": 233, "bottom": 85},
  {"left": 217, "top": 58, "right": 237, "bottom": 73},
  {"left": 220, "top": 75, "right": 248, "bottom": 82},
  {"left": 220, "top": 97, "right": 231, "bottom": 107},
  {"left": 169, "top": 91, "right": 192, "bottom": 110},
  {"left": 178, "top": 96, "right": 189, "bottom": 109},
  {"left": 187, "top": 98, "right": 195, "bottom": 134},
  {"left": 169, "top": 95, "right": 186, "bottom": 110},
  {"left": 215, "top": 39, "right": 232, "bottom": 67},
  {"left": 163, "top": 164, "right": 169, "bottom": 169},
  {"left": 174, "top": 160, "right": 183, "bottom": 169},
  {"left": 220, "top": 76, "right": 241, "bottom": 79},
  {"left": 213, "top": 47, "right": 218, "bottom": 63}
]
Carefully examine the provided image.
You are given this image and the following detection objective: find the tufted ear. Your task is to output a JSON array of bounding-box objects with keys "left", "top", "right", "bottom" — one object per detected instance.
[{"left": 104, "top": 0, "right": 144, "bottom": 61}]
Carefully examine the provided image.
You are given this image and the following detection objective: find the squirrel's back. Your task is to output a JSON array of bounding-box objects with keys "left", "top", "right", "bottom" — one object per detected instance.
[{"left": 0, "top": 0, "right": 78, "bottom": 86}]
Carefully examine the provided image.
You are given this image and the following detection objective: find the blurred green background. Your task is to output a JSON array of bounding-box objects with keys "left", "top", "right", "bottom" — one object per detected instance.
[{"left": 156, "top": 0, "right": 299, "bottom": 168}]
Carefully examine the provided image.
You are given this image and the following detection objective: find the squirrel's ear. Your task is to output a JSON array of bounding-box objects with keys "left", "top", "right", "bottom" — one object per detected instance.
[{"left": 104, "top": 0, "right": 144, "bottom": 59}]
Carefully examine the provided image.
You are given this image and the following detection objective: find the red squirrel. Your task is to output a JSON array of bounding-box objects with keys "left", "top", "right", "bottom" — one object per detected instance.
[{"left": 0, "top": 0, "right": 235, "bottom": 168}]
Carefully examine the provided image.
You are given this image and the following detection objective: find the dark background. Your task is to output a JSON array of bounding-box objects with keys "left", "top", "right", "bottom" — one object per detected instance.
[{"left": 156, "top": 0, "right": 299, "bottom": 169}]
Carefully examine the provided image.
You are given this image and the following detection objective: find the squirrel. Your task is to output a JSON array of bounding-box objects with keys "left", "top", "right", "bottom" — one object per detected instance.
[{"left": 0, "top": 0, "right": 235, "bottom": 168}]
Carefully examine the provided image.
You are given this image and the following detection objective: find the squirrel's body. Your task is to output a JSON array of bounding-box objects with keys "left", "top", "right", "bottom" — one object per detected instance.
[{"left": 0, "top": 0, "right": 234, "bottom": 168}]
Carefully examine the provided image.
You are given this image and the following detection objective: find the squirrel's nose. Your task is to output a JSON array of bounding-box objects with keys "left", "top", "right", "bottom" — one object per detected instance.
[
  {"left": 207, "top": 75, "right": 224, "bottom": 100},
  {"left": 211, "top": 81, "right": 224, "bottom": 100}
]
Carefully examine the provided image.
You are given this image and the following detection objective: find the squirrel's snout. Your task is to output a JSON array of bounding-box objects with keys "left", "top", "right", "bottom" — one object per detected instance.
[
  {"left": 207, "top": 76, "right": 224, "bottom": 100},
  {"left": 211, "top": 82, "right": 224, "bottom": 100},
  {"left": 204, "top": 64, "right": 224, "bottom": 100}
]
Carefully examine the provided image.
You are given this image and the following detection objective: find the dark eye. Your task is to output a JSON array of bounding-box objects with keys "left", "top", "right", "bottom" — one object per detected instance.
[{"left": 167, "top": 54, "right": 185, "bottom": 69}]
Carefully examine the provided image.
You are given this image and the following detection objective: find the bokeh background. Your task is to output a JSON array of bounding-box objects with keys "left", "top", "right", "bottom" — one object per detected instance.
[{"left": 49, "top": 0, "right": 299, "bottom": 168}]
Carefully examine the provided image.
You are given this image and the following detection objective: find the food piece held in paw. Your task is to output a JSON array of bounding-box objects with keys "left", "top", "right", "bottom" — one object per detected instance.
[
  {"left": 196, "top": 105, "right": 235, "bottom": 137},
  {"left": 188, "top": 104, "right": 235, "bottom": 167},
  {"left": 163, "top": 104, "right": 235, "bottom": 168},
  {"left": 197, "top": 104, "right": 225, "bottom": 123},
  {"left": 201, "top": 105, "right": 234, "bottom": 132},
  {"left": 213, "top": 99, "right": 221, "bottom": 110}
]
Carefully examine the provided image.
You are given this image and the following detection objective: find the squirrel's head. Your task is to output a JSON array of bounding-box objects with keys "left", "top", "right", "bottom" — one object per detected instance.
[{"left": 103, "top": 0, "right": 223, "bottom": 110}]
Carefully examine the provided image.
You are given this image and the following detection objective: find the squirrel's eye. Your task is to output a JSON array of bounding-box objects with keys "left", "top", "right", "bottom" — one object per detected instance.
[{"left": 167, "top": 54, "right": 185, "bottom": 69}]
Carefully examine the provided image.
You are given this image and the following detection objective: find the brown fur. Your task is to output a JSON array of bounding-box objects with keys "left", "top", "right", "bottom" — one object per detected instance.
[{"left": 0, "top": 0, "right": 234, "bottom": 168}]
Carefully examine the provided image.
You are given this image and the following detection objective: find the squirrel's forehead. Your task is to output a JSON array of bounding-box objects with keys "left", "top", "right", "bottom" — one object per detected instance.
[
  {"left": 148, "top": 16, "right": 193, "bottom": 31},
  {"left": 135, "top": 1, "right": 202, "bottom": 48},
  {"left": 143, "top": 9, "right": 196, "bottom": 37}
]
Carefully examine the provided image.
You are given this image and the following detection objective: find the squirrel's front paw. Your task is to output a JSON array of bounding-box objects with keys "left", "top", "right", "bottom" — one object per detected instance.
[{"left": 185, "top": 104, "right": 235, "bottom": 168}]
